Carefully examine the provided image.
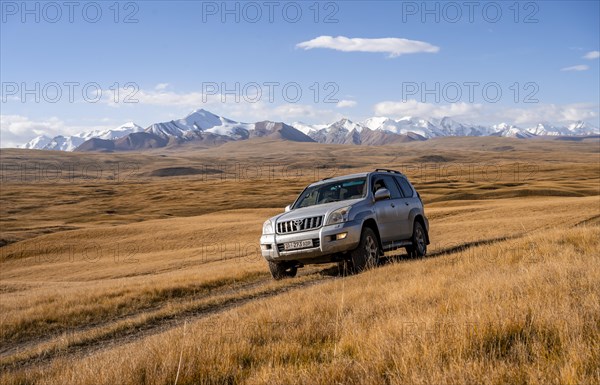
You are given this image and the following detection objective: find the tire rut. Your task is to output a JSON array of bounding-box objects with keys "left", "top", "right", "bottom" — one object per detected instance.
[
  {"left": 0, "top": 274, "right": 270, "bottom": 357},
  {"left": 1, "top": 273, "right": 336, "bottom": 372}
]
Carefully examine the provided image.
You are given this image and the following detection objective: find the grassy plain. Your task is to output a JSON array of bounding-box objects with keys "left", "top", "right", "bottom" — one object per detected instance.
[{"left": 0, "top": 136, "right": 598, "bottom": 384}]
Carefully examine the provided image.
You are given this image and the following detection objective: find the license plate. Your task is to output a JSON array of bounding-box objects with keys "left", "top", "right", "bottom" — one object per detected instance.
[{"left": 283, "top": 239, "right": 313, "bottom": 250}]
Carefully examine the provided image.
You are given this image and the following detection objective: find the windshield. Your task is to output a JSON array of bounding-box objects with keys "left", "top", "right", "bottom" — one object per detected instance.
[{"left": 294, "top": 177, "right": 367, "bottom": 209}]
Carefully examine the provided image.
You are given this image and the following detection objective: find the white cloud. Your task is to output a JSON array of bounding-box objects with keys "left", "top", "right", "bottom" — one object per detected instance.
[
  {"left": 0, "top": 115, "right": 115, "bottom": 148},
  {"left": 1, "top": 115, "right": 64, "bottom": 138},
  {"left": 583, "top": 51, "right": 600, "bottom": 60},
  {"left": 155, "top": 83, "right": 170, "bottom": 90},
  {"left": 561, "top": 64, "right": 589, "bottom": 72},
  {"left": 502, "top": 103, "right": 598, "bottom": 125},
  {"left": 374, "top": 99, "right": 482, "bottom": 119},
  {"left": 296, "top": 36, "right": 439, "bottom": 58},
  {"left": 336, "top": 100, "right": 357, "bottom": 108},
  {"left": 372, "top": 100, "right": 599, "bottom": 127}
]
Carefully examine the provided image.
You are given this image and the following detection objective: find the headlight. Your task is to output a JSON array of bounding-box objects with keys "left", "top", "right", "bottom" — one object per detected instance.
[
  {"left": 326, "top": 206, "right": 351, "bottom": 226},
  {"left": 262, "top": 220, "right": 274, "bottom": 234}
]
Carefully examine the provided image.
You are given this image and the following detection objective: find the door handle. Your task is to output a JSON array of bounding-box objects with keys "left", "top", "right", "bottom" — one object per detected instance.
[
  {"left": 391, "top": 203, "right": 395, "bottom": 208},
  {"left": 405, "top": 202, "right": 409, "bottom": 206}
]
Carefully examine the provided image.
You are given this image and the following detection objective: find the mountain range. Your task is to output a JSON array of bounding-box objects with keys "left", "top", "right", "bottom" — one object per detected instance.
[
  {"left": 21, "top": 122, "right": 145, "bottom": 151},
  {"left": 20, "top": 109, "right": 600, "bottom": 152}
]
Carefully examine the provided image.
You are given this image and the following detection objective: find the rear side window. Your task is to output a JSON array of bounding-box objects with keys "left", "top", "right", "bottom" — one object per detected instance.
[
  {"left": 395, "top": 176, "right": 414, "bottom": 197},
  {"left": 372, "top": 175, "right": 402, "bottom": 199}
]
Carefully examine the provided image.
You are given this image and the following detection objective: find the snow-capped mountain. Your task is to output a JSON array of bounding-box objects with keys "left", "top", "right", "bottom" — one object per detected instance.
[
  {"left": 22, "top": 122, "right": 144, "bottom": 151},
  {"left": 146, "top": 109, "right": 253, "bottom": 140},
  {"left": 73, "top": 112, "right": 314, "bottom": 151},
  {"left": 362, "top": 116, "right": 449, "bottom": 138},
  {"left": 362, "top": 117, "right": 402, "bottom": 132},
  {"left": 22, "top": 134, "right": 85, "bottom": 151},
  {"left": 432, "top": 117, "right": 492, "bottom": 137},
  {"left": 16, "top": 109, "right": 600, "bottom": 152},
  {"left": 22, "top": 135, "right": 53, "bottom": 150},
  {"left": 293, "top": 118, "right": 425, "bottom": 145},
  {"left": 306, "top": 118, "right": 366, "bottom": 144},
  {"left": 490, "top": 123, "right": 536, "bottom": 139},
  {"left": 303, "top": 116, "right": 598, "bottom": 141},
  {"left": 47, "top": 136, "right": 85, "bottom": 151},
  {"left": 291, "top": 118, "right": 366, "bottom": 139},
  {"left": 80, "top": 122, "right": 145, "bottom": 141},
  {"left": 329, "top": 118, "right": 366, "bottom": 133},
  {"left": 567, "top": 121, "right": 599, "bottom": 136},
  {"left": 289, "top": 122, "right": 328, "bottom": 136},
  {"left": 501, "top": 121, "right": 597, "bottom": 138},
  {"left": 525, "top": 123, "right": 570, "bottom": 136}
]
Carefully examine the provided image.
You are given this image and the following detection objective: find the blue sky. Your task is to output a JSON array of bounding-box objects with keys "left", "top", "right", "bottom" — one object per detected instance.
[{"left": 1, "top": 0, "right": 599, "bottom": 146}]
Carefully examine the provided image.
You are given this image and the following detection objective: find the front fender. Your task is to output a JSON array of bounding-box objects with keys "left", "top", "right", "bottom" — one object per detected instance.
[{"left": 353, "top": 209, "right": 377, "bottom": 225}]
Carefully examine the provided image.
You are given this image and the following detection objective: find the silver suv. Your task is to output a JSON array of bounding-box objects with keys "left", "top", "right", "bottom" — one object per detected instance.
[{"left": 260, "top": 169, "right": 429, "bottom": 279}]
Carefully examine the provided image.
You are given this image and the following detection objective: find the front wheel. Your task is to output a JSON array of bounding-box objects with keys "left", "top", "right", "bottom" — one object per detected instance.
[
  {"left": 406, "top": 221, "right": 427, "bottom": 258},
  {"left": 348, "top": 227, "right": 380, "bottom": 273},
  {"left": 268, "top": 261, "right": 297, "bottom": 280}
]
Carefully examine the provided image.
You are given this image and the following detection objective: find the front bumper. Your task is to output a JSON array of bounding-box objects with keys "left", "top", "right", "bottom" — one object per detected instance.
[{"left": 260, "top": 219, "right": 362, "bottom": 262}]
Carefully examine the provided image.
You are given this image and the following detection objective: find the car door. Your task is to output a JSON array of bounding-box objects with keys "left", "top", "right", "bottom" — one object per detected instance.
[
  {"left": 372, "top": 175, "right": 404, "bottom": 243},
  {"left": 394, "top": 176, "right": 418, "bottom": 239}
]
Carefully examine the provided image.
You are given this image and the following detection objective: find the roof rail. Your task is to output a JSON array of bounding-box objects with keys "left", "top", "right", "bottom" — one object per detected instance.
[
  {"left": 321, "top": 176, "right": 332, "bottom": 180},
  {"left": 374, "top": 168, "right": 403, "bottom": 175}
]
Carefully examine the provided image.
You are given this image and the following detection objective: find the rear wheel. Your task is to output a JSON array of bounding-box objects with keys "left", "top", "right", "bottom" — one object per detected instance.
[
  {"left": 268, "top": 261, "right": 297, "bottom": 280},
  {"left": 406, "top": 221, "right": 427, "bottom": 258},
  {"left": 348, "top": 227, "right": 380, "bottom": 273}
]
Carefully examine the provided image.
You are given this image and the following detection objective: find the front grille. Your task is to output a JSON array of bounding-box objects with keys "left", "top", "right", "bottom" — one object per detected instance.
[
  {"left": 277, "top": 216, "right": 323, "bottom": 234},
  {"left": 277, "top": 238, "right": 320, "bottom": 252}
]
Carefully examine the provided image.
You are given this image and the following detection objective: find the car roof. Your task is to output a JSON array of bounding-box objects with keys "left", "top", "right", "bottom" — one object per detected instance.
[
  {"left": 309, "top": 170, "right": 405, "bottom": 187},
  {"left": 309, "top": 172, "right": 369, "bottom": 187}
]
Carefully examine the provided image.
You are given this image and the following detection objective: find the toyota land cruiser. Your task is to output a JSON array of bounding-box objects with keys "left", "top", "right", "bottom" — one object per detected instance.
[{"left": 260, "top": 169, "right": 429, "bottom": 280}]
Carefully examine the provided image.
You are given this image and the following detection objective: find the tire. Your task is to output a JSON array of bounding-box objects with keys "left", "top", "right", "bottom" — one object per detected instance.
[
  {"left": 268, "top": 261, "right": 297, "bottom": 280},
  {"left": 406, "top": 221, "right": 427, "bottom": 258},
  {"left": 348, "top": 227, "right": 380, "bottom": 273}
]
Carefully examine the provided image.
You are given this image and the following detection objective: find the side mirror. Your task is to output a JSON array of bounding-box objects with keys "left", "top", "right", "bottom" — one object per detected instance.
[
  {"left": 285, "top": 205, "right": 292, "bottom": 212},
  {"left": 374, "top": 188, "right": 391, "bottom": 202}
]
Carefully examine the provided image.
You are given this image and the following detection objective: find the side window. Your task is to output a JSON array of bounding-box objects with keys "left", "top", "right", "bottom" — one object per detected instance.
[
  {"left": 395, "top": 176, "right": 414, "bottom": 198},
  {"left": 372, "top": 175, "right": 402, "bottom": 199}
]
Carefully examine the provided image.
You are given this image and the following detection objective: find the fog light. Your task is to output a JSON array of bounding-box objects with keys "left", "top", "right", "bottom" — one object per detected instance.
[
  {"left": 260, "top": 244, "right": 272, "bottom": 251},
  {"left": 335, "top": 232, "right": 348, "bottom": 240}
]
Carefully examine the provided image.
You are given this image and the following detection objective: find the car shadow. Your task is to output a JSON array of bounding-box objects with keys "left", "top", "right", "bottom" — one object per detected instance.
[
  {"left": 316, "top": 234, "right": 517, "bottom": 278},
  {"left": 316, "top": 251, "right": 415, "bottom": 278}
]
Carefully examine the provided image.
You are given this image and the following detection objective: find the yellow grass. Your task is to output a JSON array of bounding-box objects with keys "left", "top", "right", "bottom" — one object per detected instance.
[{"left": 0, "top": 136, "right": 599, "bottom": 384}]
